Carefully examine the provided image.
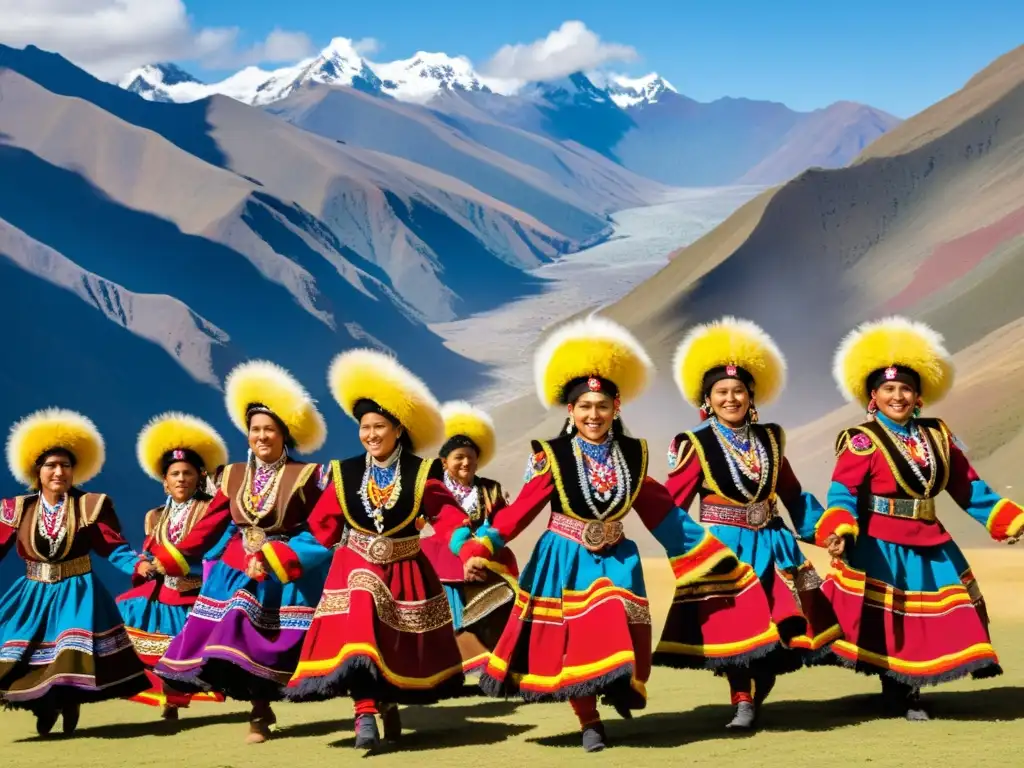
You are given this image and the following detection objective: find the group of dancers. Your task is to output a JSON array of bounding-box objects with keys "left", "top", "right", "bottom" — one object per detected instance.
[{"left": 0, "top": 313, "right": 1020, "bottom": 753}]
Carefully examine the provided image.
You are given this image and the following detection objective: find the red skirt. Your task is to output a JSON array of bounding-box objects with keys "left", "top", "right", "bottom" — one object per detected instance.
[{"left": 284, "top": 545, "right": 465, "bottom": 704}]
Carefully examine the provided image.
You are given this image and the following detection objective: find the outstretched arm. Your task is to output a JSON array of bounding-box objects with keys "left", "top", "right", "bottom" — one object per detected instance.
[
  {"left": 455, "top": 451, "right": 554, "bottom": 562},
  {"left": 776, "top": 457, "right": 827, "bottom": 544},
  {"left": 634, "top": 475, "right": 740, "bottom": 587},
  {"left": 945, "top": 430, "right": 1024, "bottom": 542},
  {"left": 86, "top": 496, "right": 144, "bottom": 576}
]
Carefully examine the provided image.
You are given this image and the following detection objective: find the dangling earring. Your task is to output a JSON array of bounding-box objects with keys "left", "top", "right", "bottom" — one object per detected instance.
[
  {"left": 565, "top": 405, "right": 574, "bottom": 435},
  {"left": 699, "top": 402, "right": 713, "bottom": 421},
  {"left": 748, "top": 403, "right": 759, "bottom": 424},
  {"left": 913, "top": 398, "right": 922, "bottom": 419},
  {"left": 866, "top": 398, "right": 878, "bottom": 419}
]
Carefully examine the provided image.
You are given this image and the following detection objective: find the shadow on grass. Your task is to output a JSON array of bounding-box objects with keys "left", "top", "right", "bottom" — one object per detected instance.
[
  {"left": 528, "top": 686, "right": 1024, "bottom": 750},
  {"left": 327, "top": 700, "right": 531, "bottom": 754}
]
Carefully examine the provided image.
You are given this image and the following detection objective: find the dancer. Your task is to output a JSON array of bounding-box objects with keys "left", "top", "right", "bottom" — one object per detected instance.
[
  {"left": 150, "top": 360, "right": 330, "bottom": 744},
  {"left": 285, "top": 349, "right": 471, "bottom": 749},
  {"left": 116, "top": 412, "right": 229, "bottom": 719},
  {"left": 422, "top": 401, "right": 519, "bottom": 675},
  {"left": 0, "top": 408, "right": 148, "bottom": 735},
  {"left": 456, "top": 316, "right": 743, "bottom": 753},
  {"left": 654, "top": 317, "right": 840, "bottom": 730},
  {"left": 818, "top": 316, "right": 1022, "bottom": 720}
]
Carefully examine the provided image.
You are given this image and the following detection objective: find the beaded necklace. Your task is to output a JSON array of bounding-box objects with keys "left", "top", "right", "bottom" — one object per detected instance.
[
  {"left": 237, "top": 450, "right": 288, "bottom": 523},
  {"left": 876, "top": 417, "right": 936, "bottom": 495},
  {"left": 37, "top": 493, "right": 68, "bottom": 559},
  {"left": 710, "top": 419, "right": 769, "bottom": 502},
  {"left": 163, "top": 497, "right": 196, "bottom": 544},
  {"left": 360, "top": 446, "right": 403, "bottom": 533},
  {"left": 572, "top": 435, "right": 630, "bottom": 519},
  {"left": 444, "top": 471, "right": 481, "bottom": 521}
]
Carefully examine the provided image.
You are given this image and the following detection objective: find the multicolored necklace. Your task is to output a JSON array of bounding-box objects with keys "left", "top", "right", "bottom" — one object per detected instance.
[
  {"left": 37, "top": 493, "right": 68, "bottom": 559},
  {"left": 878, "top": 418, "right": 936, "bottom": 494},
  {"left": 444, "top": 471, "right": 481, "bottom": 520},
  {"left": 711, "top": 419, "right": 768, "bottom": 501},
  {"left": 163, "top": 497, "right": 195, "bottom": 544},
  {"left": 572, "top": 436, "right": 630, "bottom": 519},
  {"left": 360, "top": 446, "right": 403, "bottom": 533},
  {"left": 238, "top": 451, "right": 288, "bottom": 523}
]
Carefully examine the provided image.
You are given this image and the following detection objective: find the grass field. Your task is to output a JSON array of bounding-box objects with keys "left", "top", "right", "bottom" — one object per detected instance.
[{"left": 4, "top": 550, "right": 1023, "bottom": 768}]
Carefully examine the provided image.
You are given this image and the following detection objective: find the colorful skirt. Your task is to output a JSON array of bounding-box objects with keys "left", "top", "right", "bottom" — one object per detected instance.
[
  {"left": 822, "top": 534, "right": 1001, "bottom": 686},
  {"left": 444, "top": 572, "right": 517, "bottom": 675},
  {"left": 477, "top": 530, "right": 651, "bottom": 711},
  {"left": 0, "top": 570, "right": 148, "bottom": 710},
  {"left": 153, "top": 559, "right": 327, "bottom": 701},
  {"left": 116, "top": 578, "right": 223, "bottom": 708},
  {"left": 285, "top": 545, "right": 466, "bottom": 704},
  {"left": 654, "top": 520, "right": 840, "bottom": 673}
]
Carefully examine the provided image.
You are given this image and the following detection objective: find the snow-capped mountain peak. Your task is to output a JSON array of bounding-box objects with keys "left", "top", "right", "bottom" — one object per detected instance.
[
  {"left": 374, "top": 51, "right": 505, "bottom": 102},
  {"left": 119, "top": 63, "right": 203, "bottom": 102},
  {"left": 602, "top": 72, "right": 678, "bottom": 108}
]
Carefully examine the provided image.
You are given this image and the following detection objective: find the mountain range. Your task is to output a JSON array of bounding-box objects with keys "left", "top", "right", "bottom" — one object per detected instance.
[{"left": 120, "top": 37, "right": 902, "bottom": 187}]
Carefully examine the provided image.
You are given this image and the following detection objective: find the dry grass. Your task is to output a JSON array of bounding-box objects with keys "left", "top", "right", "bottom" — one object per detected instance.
[{"left": 4, "top": 551, "right": 1022, "bottom": 768}]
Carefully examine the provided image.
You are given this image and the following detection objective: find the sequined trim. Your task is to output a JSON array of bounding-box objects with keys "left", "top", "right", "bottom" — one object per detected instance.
[
  {"left": 313, "top": 568, "right": 453, "bottom": 634},
  {"left": 0, "top": 626, "right": 133, "bottom": 664},
  {"left": 461, "top": 581, "right": 515, "bottom": 626},
  {"left": 188, "top": 589, "right": 314, "bottom": 631},
  {"left": 126, "top": 630, "right": 173, "bottom": 658}
]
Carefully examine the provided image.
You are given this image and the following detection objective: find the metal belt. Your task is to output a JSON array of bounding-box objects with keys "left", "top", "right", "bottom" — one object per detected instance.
[
  {"left": 164, "top": 574, "right": 203, "bottom": 592},
  {"left": 344, "top": 528, "right": 421, "bottom": 565},
  {"left": 870, "top": 495, "right": 936, "bottom": 522},
  {"left": 26, "top": 555, "right": 91, "bottom": 583},
  {"left": 548, "top": 512, "right": 624, "bottom": 552},
  {"left": 699, "top": 498, "right": 777, "bottom": 530}
]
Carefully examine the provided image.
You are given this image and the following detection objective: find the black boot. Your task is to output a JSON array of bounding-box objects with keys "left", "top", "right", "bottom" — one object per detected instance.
[
  {"left": 381, "top": 703, "right": 402, "bottom": 741},
  {"left": 35, "top": 706, "right": 59, "bottom": 737},
  {"left": 61, "top": 702, "right": 81, "bottom": 735}
]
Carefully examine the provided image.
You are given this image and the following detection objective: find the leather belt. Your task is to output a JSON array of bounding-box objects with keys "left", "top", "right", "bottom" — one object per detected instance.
[
  {"left": 26, "top": 555, "right": 91, "bottom": 583},
  {"left": 870, "top": 495, "right": 936, "bottom": 522},
  {"left": 548, "top": 512, "right": 624, "bottom": 552},
  {"left": 164, "top": 574, "right": 203, "bottom": 592},
  {"left": 699, "top": 498, "right": 777, "bottom": 530},
  {"left": 344, "top": 528, "right": 421, "bottom": 565}
]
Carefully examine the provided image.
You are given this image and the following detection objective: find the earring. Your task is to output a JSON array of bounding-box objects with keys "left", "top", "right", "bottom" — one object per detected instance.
[
  {"left": 913, "top": 399, "right": 922, "bottom": 419},
  {"left": 866, "top": 398, "right": 878, "bottom": 419},
  {"left": 748, "top": 404, "right": 759, "bottom": 424},
  {"left": 699, "top": 402, "right": 713, "bottom": 421}
]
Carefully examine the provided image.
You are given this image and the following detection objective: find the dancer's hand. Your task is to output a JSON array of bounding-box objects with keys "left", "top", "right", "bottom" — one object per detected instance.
[
  {"left": 137, "top": 561, "right": 155, "bottom": 579},
  {"left": 464, "top": 557, "right": 489, "bottom": 582},
  {"left": 246, "top": 557, "right": 266, "bottom": 580},
  {"left": 826, "top": 534, "right": 845, "bottom": 558},
  {"left": 153, "top": 558, "right": 167, "bottom": 575}
]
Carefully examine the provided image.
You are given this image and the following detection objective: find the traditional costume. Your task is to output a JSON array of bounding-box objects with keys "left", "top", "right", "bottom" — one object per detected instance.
[
  {"left": 456, "top": 316, "right": 743, "bottom": 752},
  {"left": 115, "top": 412, "right": 229, "bottom": 716},
  {"left": 151, "top": 361, "right": 330, "bottom": 742},
  {"left": 655, "top": 317, "right": 841, "bottom": 729},
  {"left": 0, "top": 408, "right": 148, "bottom": 735},
  {"left": 421, "top": 401, "right": 519, "bottom": 675},
  {"left": 285, "top": 349, "right": 470, "bottom": 748},
  {"left": 816, "top": 316, "right": 1023, "bottom": 718}
]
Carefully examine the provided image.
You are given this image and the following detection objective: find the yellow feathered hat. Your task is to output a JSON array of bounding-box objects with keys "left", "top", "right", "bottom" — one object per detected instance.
[
  {"left": 833, "top": 316, "right": 954, "bottom": 406},
  {"left": 6, "top": 408, "right": 105, "bottom": 488},
  {"left": 534, "top": 315, "right": 654, "bottom": 408},
  {"left": 328, "top": 348, "right": 444, "bottom": 452},
  {"left": 673, "top": 316, "right": 787, "bottom": 408},
  {"left": 440, "top": 401, "right": 497, "bottom": 468},
  {"left": 224, "top": 360, "right": 326, "bottom": 454},
  {"left": 136, "top": 412, "right": 229, "bottom": 483}
]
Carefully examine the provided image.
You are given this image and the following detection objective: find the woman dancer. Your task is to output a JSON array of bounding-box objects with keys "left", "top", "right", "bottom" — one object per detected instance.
[
  {"left": 817, "top": 316, "right": 1022, "bottom": 720},
  {"left": 285, "top": 349, "right": 470, "bottom": 749},
  {"left": 654, "top": 317, "right": 840, "bottom": 730},
  {"left": 116, "top": 412, "right": 228, "bottom": 720},
  {"left": 0, "top": 408, "right": 148, "bottom": 735},
  {"left": 421, "top": 401, "right": 519, "bottom": 675},
  {"left": 150, "top": 360, "right": 331, "bottom": 743},
  {"left": 456, "top": 316, "right": 743, "bottom": 753}
]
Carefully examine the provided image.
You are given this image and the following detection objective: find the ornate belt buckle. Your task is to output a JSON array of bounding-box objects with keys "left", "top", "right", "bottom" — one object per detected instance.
[
  {"left": 747, "top": 502, "right": 768, "bottom": 527},
  {"left": 582, "top": 520, "right": 623, "bottom": 552},
  {"left": 604, "top": 520, "right": 624, "bottom": 547},
  {"left": 367, "top": 536, "right": 395, "bottom": 564},
  {"left": 242, "top": 526, "right": 267, "bottom": 555}
]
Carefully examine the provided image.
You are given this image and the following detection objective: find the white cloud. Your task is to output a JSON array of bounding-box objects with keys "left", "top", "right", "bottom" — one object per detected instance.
[
  {"left": 0, "top": 0, "right": 313, "bottom": 80},
  {"left": 352, "top": 37, "right": 381, "bottom": 58},
  {"left": 482, "top": 20, "right": 637, "bottom": 82}
]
